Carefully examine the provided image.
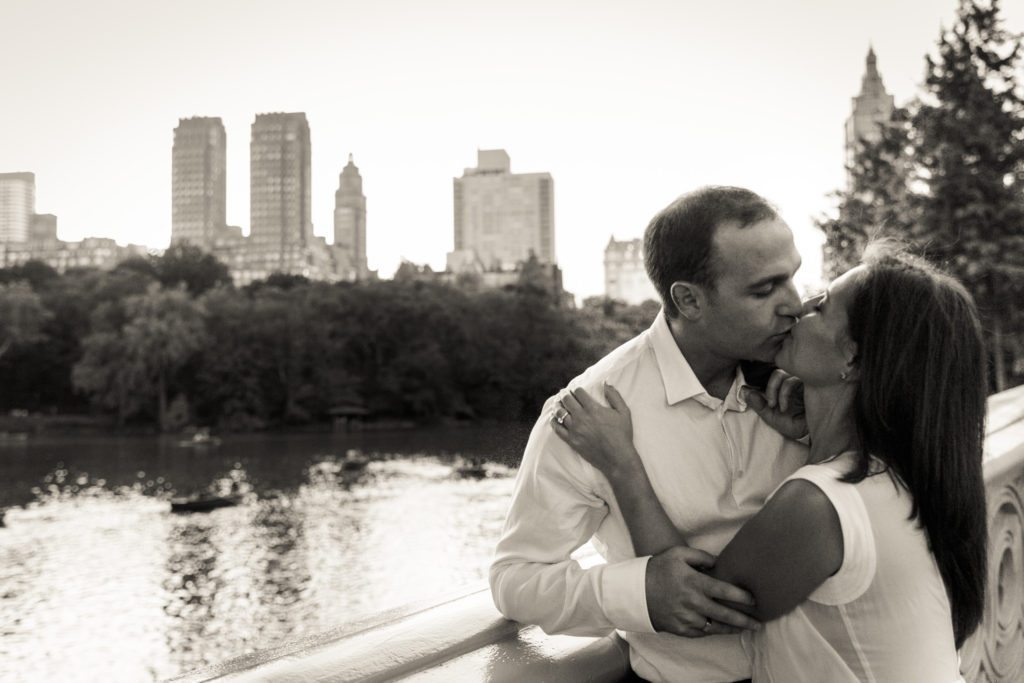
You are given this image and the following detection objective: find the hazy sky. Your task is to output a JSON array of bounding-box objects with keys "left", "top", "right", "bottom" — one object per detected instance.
[{"left": 2, "top": 0, "right": 1021, "bottom": 298}]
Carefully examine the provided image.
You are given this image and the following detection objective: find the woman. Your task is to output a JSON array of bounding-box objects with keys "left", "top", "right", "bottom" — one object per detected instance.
[{"left": 552, "top": 246, "right": 987, "bottom": 681}]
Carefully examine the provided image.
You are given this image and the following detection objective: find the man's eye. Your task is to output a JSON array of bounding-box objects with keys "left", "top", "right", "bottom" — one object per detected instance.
[{"left": 753, "top": 286, "right": 773, "bottom": 298}]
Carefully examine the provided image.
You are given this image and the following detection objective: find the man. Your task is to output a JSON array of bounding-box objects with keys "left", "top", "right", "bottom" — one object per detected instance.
[{"left": 489, "top": 186, "right": 808, "bottom": 682}]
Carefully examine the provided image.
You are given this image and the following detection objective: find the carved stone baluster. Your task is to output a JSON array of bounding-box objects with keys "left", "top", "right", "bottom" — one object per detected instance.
[{"left": 962, "top": 473, "right": 1024, "bottom": 682}]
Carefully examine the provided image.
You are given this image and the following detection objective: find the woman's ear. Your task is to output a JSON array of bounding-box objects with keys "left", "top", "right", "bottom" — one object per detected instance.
[
  {"left": 670, "top": 281, "right": 704, "bottom": 321},
  {"left": 841, "top": 338, "right": 859, "bottom": 382}
]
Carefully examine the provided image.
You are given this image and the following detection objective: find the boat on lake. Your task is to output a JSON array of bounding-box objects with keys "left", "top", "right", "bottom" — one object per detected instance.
[
  {"left": 340, "top": 449, "right": 371, "bottom": 471},
  {"left": 453, "top": 457, "right": 488, "bottom": 479},
  {"left": 170, "top": 493, "right": 242, "bottom": 513},
  {"left": 177, "top": 428, "right": 222, "bottom": 448}
]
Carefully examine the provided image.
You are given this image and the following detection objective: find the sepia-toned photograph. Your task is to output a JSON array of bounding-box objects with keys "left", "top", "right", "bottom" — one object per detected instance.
[{"left": 1, "top": 0, "right": 1023, "bottom": 681}]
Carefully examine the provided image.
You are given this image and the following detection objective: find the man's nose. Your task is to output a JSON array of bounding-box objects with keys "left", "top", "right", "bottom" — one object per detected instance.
[{"left": 778, "top": 281, "right": 802, "bottom": 319}]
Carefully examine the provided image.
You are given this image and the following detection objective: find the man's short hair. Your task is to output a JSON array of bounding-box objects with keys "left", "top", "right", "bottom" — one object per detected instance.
[{"left": 644, "top": 186, "right": 778, "bottom": 316}]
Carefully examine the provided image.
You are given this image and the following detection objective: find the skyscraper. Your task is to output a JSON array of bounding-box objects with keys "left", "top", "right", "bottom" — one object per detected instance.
[
  {"left": 449, "top": 149, "right": 554, "bottom": 272},
  {"left": 171, "top": 117, "right": 227, "bottom": 249},
  {"left": 250, "top": 113, "right": 313, "bottom": 267},
  {"left": 845, "top": 47, "right": 895, "bottom": 180},
  {"left": 334, "top": 154, "right": 367, "bottom": 279},
  {"left": 0, "top": 172, "right": 35, "bottom": 243}
]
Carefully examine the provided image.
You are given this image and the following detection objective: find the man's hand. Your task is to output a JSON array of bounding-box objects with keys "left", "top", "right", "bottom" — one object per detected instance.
[
  {"left": 645, "top": 546, "right": 760, "bottom": 637},
  {"left": 742, "top": 369, "right": 808, "bottom": 441}
]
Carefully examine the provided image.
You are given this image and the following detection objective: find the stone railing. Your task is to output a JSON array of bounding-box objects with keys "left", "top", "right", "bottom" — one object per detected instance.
[
  {"left": 172, "top": 384, "right": 1024, "bottom": 683},
  {"left": 960, "top": 383, "right": 1024, "bottom": 682}
]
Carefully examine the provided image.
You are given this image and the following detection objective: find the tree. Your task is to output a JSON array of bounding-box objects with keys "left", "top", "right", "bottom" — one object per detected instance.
[
  {"left": 0, "top": 282, "right": 51, "bottom": 361},
  {"left": 914, "top": 0, "right": 1024, "bottom": 390},
  {"left": 818, "top": 107, "right": 920, "bottom": 280},
  {"left": 0, "top": 260, "right": 59, "bottom": 289},
  {"left": 74, "top": 285, "right": 208, "bottom": 428},
  {"left": 154, "top": 242, "right": 232, "bottom": 296}
]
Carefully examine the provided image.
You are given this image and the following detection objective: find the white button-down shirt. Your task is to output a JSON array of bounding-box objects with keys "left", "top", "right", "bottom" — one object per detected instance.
[{"left": 489, "top": 310, "right": 808, "bottom": 682}]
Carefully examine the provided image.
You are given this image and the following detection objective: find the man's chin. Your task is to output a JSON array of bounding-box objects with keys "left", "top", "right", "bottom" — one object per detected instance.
[{"left": 749, "top": 343, "right": 783, "bottom": 364}]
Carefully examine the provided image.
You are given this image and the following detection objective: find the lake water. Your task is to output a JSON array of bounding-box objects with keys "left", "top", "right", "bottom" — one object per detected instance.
[{"left": 0, "top": 426, "right": 533, "bottom": 682}]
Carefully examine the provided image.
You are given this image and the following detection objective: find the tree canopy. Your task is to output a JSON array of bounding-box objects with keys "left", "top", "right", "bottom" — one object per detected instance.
[{"left": 820, "top": 0, "right": 1024, "bottom": 390}]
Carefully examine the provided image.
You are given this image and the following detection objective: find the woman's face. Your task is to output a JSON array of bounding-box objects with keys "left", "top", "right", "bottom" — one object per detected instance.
[{"left": 775, "top": 265, "right": 865, "bottom": 387}]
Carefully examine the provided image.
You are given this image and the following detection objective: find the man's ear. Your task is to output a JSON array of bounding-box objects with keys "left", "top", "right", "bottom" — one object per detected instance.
[{"left": 669, "top": 281, "right": 704, "bottom": 321}]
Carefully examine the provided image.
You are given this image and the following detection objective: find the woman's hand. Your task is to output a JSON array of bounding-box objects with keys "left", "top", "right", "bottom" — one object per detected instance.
[
  {"left": 550, "top": 383, "right": 641, "bottom": 480},
  {"left": 741, "top": 369, "right": 808, "bottom": 441}
]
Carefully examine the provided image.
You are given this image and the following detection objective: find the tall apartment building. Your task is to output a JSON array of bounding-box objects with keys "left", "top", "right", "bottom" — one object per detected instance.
[
  {"left": 604, "top": 237, "right": 659, "bottom": 305},
  {"left": 448, "top": 149, "right": 554, "bottom": 272},
  {"left": 171, "top": 117, "right": 227, "bottom": 249},
  {"left": 333, "top": 154, "right": 368, "bottom": 279},
  {"left": 0, "top": 172, "right": 35, "bottom": 243},
  {"left": 845, "top": 47, "right": 895, "bottom": 181},
  {"left": 250, "top": 113, "right": 313, "bottom": 271}
]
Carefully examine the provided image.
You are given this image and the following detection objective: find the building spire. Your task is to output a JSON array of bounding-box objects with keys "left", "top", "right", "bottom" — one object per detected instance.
[
  {"left": 860, "top": 45, "right": 884, "bottom": 96},
  {"left": 845, "top": 45, "right": 895, "bottom": 187}
]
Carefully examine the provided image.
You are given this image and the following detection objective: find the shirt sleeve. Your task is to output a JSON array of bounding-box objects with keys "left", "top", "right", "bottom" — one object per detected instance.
[
  {"left": 779, "top": 464, "right": 876, "bottom": 606},
  {"left": 488, "top": 396, "right": 656, "bottom": 636}
]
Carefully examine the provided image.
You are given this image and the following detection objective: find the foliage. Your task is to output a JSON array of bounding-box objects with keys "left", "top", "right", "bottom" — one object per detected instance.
[
  {"left": 0, "top": 252, "right": 660, "bottom": 429},
  {"left": 73, "top": 285, "right": 208, "bottom": 428},
  {"left": 914, "top": 0, "right": 1024, "bottom": 390},
  {"left": 818, "top": 107, "right": 919, "bottom": 280},
  {"left": 820, "top": 0, "right": 1024, "bottom": 389},
  {"left": 0, "top": 282, "right": 51, "bottom": 361},
  {"left": 155, "top": 242, "right": 232, "bottom": 296}
]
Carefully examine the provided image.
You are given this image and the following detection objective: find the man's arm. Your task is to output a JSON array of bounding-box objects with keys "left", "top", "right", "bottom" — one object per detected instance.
[{"left": 489, "top": 402, "right": 654, "bottom": 636}]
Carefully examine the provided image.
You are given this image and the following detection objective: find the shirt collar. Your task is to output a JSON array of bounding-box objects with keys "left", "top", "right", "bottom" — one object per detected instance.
[{"left": 648, "top": 309, "right": 750, "bottom": 412}]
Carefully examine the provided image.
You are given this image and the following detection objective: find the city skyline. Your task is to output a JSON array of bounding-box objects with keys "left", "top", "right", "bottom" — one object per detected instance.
[{"left": 2, "top": 0, "right": 1022, "bottom": 298}]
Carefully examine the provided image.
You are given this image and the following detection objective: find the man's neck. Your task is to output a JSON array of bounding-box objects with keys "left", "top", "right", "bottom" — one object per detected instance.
[{"left": 666, "top": 315, "right": 738, "bottom": 400}]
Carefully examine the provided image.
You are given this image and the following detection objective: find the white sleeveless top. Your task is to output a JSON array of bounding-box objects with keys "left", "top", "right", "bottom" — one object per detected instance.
[{"left": 744, "top": 452, "right": 965, "bottom": 682}]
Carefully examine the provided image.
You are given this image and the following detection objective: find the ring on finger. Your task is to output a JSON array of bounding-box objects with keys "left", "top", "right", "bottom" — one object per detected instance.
[
  {"left": 555, "top": 407, "right": 570, "bottom": 425},
  {"left": 701, "top": 618, "right": 713, "bottom": 633}
]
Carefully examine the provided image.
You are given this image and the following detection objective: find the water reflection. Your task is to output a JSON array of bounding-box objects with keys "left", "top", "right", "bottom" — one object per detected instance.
[{"left": 0, "top": 429, "right": 526, "bottom": 682}]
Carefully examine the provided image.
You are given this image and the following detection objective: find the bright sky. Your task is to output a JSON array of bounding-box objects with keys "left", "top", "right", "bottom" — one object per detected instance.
[{"left": 2, "top": 0, "right": 1021, "bottom": 298}]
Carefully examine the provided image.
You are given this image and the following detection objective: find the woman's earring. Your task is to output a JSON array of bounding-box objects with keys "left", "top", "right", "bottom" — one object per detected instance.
[{"left": 840, "top": 370, "right": 849, "bottom": 381}]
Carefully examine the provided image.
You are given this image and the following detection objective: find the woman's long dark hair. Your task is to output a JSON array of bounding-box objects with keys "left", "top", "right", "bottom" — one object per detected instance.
[{"left": 843, "top": 244, "right": 987, "bottom": 649}]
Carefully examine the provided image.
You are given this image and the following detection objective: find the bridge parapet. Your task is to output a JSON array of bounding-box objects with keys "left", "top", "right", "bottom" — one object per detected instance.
[{"left": 172, "top": 384, "right": 1024, "bottom": 683}]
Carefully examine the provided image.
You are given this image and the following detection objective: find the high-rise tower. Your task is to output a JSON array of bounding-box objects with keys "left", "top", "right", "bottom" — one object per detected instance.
[
  {"left": 845, "top": 47, "right": 895, "bottom": 180},
  {"left": 333, "top": 154, "right": 367, "bottom": 279},
  {"left": 449, "top": 149, "right": 554, "bottom": 272},
  {"left": 0, "top": 172, "right": 35, "bottom": 243},
  {"left": 171, "top": 117, "right": 227, "bottom": 249},
  {"left": 250, "top": 113, "right": 313, "bottom": 266}
]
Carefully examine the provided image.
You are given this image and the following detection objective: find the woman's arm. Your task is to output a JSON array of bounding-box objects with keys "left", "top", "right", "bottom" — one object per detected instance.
[
  {"left": 555, "top": 386, "right": 685, "bottom": 556},
  {"left": 711, "top": 479, "right": 843, "bottom": 621}
]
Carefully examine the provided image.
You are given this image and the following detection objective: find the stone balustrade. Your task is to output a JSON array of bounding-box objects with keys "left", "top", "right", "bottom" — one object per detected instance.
[{"left": 172, "top": 384, "right": 1024, "bottom": 683}]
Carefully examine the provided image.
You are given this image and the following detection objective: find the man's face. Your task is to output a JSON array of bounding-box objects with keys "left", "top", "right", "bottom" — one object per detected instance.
[{"left": 696, "top": 217, "right": 803, "bottom": 363}]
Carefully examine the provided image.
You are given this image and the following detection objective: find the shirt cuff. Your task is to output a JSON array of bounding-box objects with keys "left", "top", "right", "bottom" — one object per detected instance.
[{"left": 600, "top": 555, "right": 655, "bottom": 633}]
